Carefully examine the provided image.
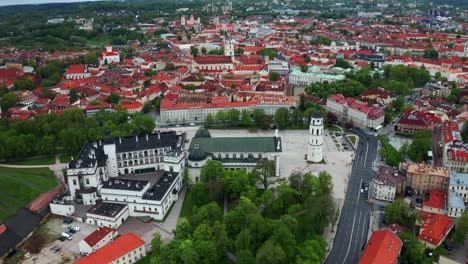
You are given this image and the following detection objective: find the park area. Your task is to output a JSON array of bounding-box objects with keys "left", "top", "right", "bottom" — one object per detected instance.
[{"left": 0, "top": 167, "right": 58, "bottom": 222}]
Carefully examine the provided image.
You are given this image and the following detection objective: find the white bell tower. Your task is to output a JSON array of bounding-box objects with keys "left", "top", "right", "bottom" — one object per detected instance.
[
  {"left": 307, "top": 110, "right": 323, "bottom": 163},
  {"left": 224, "top": 38, "right": 235, "bottom": 61}
]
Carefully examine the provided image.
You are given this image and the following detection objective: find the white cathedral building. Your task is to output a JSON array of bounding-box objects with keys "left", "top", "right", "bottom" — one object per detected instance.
[
  {"left": 307, "top": 110, "right": 324, "bottom": 163},
  {"left": 50, "top": 130, "right": 185, "bottom": 227}
]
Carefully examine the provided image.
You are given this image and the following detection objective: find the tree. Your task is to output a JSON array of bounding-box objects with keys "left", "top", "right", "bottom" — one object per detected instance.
[
  {"left": 240, "top": 109, "right": 251, "bottom": 127},
  {"left": 183, "top": 167, "right": 191, "bottom": 187},
  {"left": 204, "top": 113, "right": 214, "bottom": 128},
  {"left": 274, "top": 107, "right": 290, "bottom": 129},
  {"left": 190, "top": 46, "right": 199, "bottom": 57},
  {"left": 143, "top": 79, "right": 151, "bottom": 87},
  {"left": 423, "top": 49, "right": 439, "bottom": 59},
  {"left": 106, "top": 93, "right": 121, "bottom": 104},
  {"left": 300, "top": 64, "right": 308, "bottom": 73},
  {"left": 215, "top": 109, "right": 227, "bottom": 124},
  {"left": 226, "top": 108, "right": 241, "bottom": 127},
  {"left": 408, "top": 130, "right": 432, "bottom": 162},
  {"left": 1, "top": 92, "right": 19, "bottom": 111},
  {"left": 384, "top": 199, "right": 417, "bottom": 229},
  {"left": 255, "top": 240, "right": 286, "bottom": 264},
  {"left": 84, "top": 52, "right": 99, "bottom": 65},
  {"left": 200, "top": 160, "right": 224, "bottom": 184},
  {"left": 131, "top": 112, "right": 156, "bottom": 133},
  {"left": 269, "top": 72, "right": 280, "bottom": 81},
  {"left": 151, "top": 233, "right": 163, "bottom": 260},
  {"left": 455, "top": 210, "right": 468, "bottom": 244},
  {"left": 14, "top": 78, "right": 34, "bottom": 90},
  {"left": 254, "top": 159, "right": 276, "bottom": 189},
  {"left": 222, "top": 169, "right": 255, "bottom": 200},
  {"left": 237, "top": 250, "right": 255, "bottom": 264},
  {"left": 334, "top": 58, "right": 352, "bottom": 69},
  {"left": 201, "top": 47, "right": 207, "bottom": 55},
  {"left": 69, "top": 89, "right": 79, "bottom": 103},
  {"left": 252, "top": 109, "right": 265, "bottom": 126}
]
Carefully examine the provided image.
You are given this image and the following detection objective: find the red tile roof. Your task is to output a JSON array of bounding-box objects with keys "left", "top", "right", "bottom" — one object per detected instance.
[
  {"left": 397, "top": 109, "right": 442, "bottom": 127},
  {"left": 422, "top": 189, "right": 447, "bottom": 211},
  {"left": 83, "top": 227, "right": 117, "bottom": 248},
  {"left": 328, "top": 94, "right": 384, "bottom": 119},
  {"left": 358, "top": 229, "right": 402, "bottom": 264},
  {"left": 74, "top": 233, "right": 144, "bottom": 264},
  {"left": 418, "top": 214, "right": 453, "bottom": 247},
  {"left": 194, "top": 55, "right": 233, "bottom": 65},
  {"left": 67, "top": 64, "right": 86, "bottom": 75}
]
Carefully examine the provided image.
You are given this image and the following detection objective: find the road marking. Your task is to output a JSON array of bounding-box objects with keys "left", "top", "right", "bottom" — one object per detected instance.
[
  {"left": 364, "top": 142, "right": 369, "bottom": 165},
  {"left": 361, "top": 211, "right": 370, "bottom": 246},
  {"left": 343, "top": 179, "right": 362, "bottom": 264}
]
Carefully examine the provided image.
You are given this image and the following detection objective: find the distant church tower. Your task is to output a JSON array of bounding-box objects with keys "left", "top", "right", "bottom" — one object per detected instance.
[
  {"left": 224, "top": 38, "right": 235, "bottom": 61},
  {"left": 307, "top": 110, "right": 323, "bottom": 163}
]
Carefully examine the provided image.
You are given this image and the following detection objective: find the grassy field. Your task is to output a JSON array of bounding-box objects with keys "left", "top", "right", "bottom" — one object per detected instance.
[
  {"left": 179, "top": 189, "right": 193, "bottom": 219},
  {"left": 0, "top": 167, "right": 58, "bottom": 222},
  {"left": 5, "top": 156, "right": 56, "bottom": 165},
  {"left": 328, "top": 125, "right": 342, "bottom": 132},
  {"left": 348, "top": 135, "right": 357, "bottom": 144}
]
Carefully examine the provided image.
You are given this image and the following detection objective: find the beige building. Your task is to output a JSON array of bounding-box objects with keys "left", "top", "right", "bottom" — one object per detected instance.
[{"left": 400, "top": 162, "right": 449, "bottom": 194}]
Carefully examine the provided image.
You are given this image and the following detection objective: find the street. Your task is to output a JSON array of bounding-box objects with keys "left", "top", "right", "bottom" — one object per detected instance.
[{"left": 325, "top": 128, "right": 378, "bottom": 264}]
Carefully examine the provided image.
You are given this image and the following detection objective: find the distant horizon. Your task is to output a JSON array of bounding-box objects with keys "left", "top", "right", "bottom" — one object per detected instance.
[{"left": 0, "top": 0, "right": 108, "bottom": 7}]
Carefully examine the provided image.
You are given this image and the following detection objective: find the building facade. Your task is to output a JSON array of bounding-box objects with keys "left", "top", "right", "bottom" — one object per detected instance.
[
  {"left": 370, "top": 166, "right": 406, "bottom": 202},
  {"left": 326, "top": 94, "right": 385, "bottom": 130},
  {"left": 400, "top": 162, "right": 449, "bottom": 194},
  {"left": 50, "top": 130, "right": 185, "bottom": 225},
  {"left": 74, "top": 233, "right": 146, "bottom": 264}
]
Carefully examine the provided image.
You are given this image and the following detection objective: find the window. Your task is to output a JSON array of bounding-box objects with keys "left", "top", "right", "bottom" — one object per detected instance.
[
  {"left": 73, "top": 179, "right": 77, "bottom": 185},
  {"left": 85, "top": 179, "right": 90, "bottom": 185}
]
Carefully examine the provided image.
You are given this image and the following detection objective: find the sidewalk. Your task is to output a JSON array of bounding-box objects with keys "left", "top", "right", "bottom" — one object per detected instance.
[{"left": 323, "top": 198, "right": 345, "bottom": 258}]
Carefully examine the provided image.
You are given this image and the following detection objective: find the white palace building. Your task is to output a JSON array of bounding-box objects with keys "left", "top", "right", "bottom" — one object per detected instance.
[{"left": 50, "top": 130, "right": 185, "bottom": 227}]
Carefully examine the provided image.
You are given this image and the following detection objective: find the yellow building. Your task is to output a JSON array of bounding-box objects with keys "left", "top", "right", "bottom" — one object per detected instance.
[{"left": 400, "top": 162, "right": 449, "bottom": 194}]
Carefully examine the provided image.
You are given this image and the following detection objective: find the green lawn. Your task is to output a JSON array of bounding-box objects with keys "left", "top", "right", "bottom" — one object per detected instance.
[
  {"left": 5, "top": 156, "right": 56, "bottom": 165},
  {"left": 0, "top": 167, "right": 58, "bottom": 223},
  {"left": 328, "top": 125, "right": 342, "bottom": 132},
  {"left": 348, "top": 135, "right": 357, "bottom": 145},
  {"left": 179, "top": 189, "right": 194, "bottom": 219}
]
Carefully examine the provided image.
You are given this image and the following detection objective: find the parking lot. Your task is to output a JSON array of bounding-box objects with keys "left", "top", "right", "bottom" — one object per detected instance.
[{"left": 23, "top": 217, "right": 97, "bottom": 264}]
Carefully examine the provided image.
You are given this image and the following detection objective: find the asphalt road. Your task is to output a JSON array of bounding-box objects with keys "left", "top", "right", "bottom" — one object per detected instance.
[{"left": 325, "top": 128, "right": 378, "bottom": 264}]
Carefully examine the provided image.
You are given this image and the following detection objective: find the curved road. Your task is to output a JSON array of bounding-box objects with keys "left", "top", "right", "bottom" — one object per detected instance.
[{"left": 325, "top": 128, "right": 378, "bottom": 264}]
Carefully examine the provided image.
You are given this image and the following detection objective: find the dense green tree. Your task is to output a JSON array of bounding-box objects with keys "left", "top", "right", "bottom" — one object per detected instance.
[
  {"left": 256, "top": 240, "right": 286, "bottom": 264},
  {"left": 274, "top": 107, "right": 290, "bottom": 129},
  {"left": 200, "top": 160, "right": 224, "bottom": 184},
  {"left": 14, "top": 78, "right": 34, "bottom": 90},
  {"left": 106, "top": 93, "right": 121, "bottom": 104},
  {"left": 455, "top": 210, "right": 468, "bottom": 244},
  {"left": 215, "top": 109, "right": 227, "bottom": 124},
  {"left": 384, "top": 199, "right": 417, "bottom": 229},
  {"left": 131, "top": 112, "right": 155, "bottom": 133},
  {"left": 269, "top": 72, "right": 280, "bottom": 81},
  {"left": 1, "top": 93, "right": 20, "bottom": 111},
  {"left": 204, "top": 113, "right": 214, "bottom": 128},
  {"left": 226, "top": 108, "right": 241, "bottom": 127},
  {"left": 68, "top": 89, "right": 79, "bottom": 103},
  {"left": 334, "top": 58, "right": 352, "bottom": 69},
  {"left": 253, "top": 159, "right": 276, "bottom": 189},
  {"left": 222, "top": 169, "right": 255, "bottom": 201},
  {"left": 240, "top": 109, "right": 251, "bottom": 127},
  {"left": 408, "top": 130, "right": 432, "bottom": 162},
  {"left": 252, "top": 108, "right": 265, "bottom": 126}
]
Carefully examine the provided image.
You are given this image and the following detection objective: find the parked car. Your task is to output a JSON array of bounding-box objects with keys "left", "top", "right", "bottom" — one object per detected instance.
[
  {"left": 58, "top": 236, "right": 66, "bottom": 242},
  {"left": 63, "top": 217, "right": 73, "bottom": 224},
  {"left": 50, "top": 246, "right": 61, "bottom": 253},
  {"left": 61, "top": 232, "right": 73, "bottom": 240}
]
